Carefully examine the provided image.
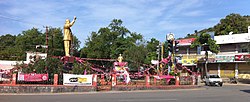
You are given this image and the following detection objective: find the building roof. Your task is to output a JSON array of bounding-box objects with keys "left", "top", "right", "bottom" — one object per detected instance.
[
  {"left": 214, "top": 33, "right": 250, "bottom": 44},
  {"left": 177, "top": 32, "right": 250, "bottom": 46}
]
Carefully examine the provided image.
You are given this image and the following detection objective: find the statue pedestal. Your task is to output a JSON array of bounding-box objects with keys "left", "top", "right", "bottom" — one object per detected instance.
[
  {"left": 62, "top": 56, "right": 75, "bottom": 71},
  {"left": 63, "top": 56, "right": 75, "bottom": 63}
]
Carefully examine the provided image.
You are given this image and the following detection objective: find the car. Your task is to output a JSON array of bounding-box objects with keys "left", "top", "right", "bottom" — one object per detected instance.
[{"left": 204, "top": 74, "right": 223, "bottom": 86}]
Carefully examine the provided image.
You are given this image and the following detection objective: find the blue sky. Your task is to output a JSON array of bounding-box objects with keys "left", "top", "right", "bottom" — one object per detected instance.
[{"left": 0, "top": 0, "right": 250, "bottom": 47}]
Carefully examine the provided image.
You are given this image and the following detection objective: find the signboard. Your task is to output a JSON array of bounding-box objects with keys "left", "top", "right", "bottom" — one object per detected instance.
[
  {"left": 176, "top": 38, "right": 195, "bottom": 46},
  {"left": 182, "top": 59, "right": 197, "bottom": 65},
  {"left": 18, "top": 73, "right": 48, "bottom": 82},
  {"left": 181, "top": 55, "right": 198, "bottom": 65},
  {"left": 214, "top": 33, "right": 250, "bottom": 44},
  {"left": 63, "top": 74, "right": 92, "bottom": 86},
  {"left": 235, "top": 54, "right": 250, "bottom": 61},
  {"left": 215, "top": 55, "right": 235, "bottom": 62}
]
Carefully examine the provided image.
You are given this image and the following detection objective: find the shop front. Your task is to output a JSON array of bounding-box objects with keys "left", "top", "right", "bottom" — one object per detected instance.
[
  {"left": 181, "top": 55, "right": 198, "bottom": 72},
  {"left": 235, "top": 54, "right": 250, "bottom": 79}
]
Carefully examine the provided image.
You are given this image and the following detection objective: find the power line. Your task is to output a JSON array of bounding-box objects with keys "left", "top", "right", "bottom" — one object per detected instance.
[{"left": 0, "top": 14, "right": 44, "bottom": 26}]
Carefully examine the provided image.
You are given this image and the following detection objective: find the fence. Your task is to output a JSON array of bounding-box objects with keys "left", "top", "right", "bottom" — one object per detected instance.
[
  {"left": 180, "top": 76, "right": 193, "bottom": 85},
  {"left": 0, "top": 72, "right": 12, "bottom": 84},
  {"left": 0, "top": 73, "right": 196, "bottom": 87}
]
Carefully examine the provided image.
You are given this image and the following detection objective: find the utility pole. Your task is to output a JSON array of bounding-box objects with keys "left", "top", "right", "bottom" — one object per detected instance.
[
  {"left": 161, "top": 43, "right": 164, "bottom": 60},
  {"left": 45, "top": 26, "right": 49, "bottom": 72},
  {"left": 45, "top": 26, "right": 49, "bottom": 54}
]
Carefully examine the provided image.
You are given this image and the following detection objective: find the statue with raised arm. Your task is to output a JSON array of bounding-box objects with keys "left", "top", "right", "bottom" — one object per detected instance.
[{"left": 64, "top": 16, "right": 76, "bottom": 56}]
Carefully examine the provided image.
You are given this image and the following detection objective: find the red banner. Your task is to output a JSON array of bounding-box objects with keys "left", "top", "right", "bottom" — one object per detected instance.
[
  {"left": 18, "top": 73, "right": 48, "bottom": 82},
  {"left": 235, "top": 54, "right": 250, "bottom": 61},
  {"left": 177, "top": 38, "right": 196, "bottom": 45}
]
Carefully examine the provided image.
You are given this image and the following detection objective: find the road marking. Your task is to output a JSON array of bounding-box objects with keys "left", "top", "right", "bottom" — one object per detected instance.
[{"left": 119, "top": 98, "right": 177, "bottom": 102}]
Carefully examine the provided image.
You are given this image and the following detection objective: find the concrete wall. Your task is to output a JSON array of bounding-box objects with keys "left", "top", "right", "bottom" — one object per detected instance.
[
  {"left": 219, "top": 44, "right": 237, "bottom": 54},
  {"left": 0, "top": 85, "right": 96, "bottom": 93}
]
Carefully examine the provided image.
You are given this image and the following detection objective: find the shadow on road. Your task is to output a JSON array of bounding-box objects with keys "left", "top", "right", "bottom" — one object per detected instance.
[{"left": 240, "top": 90, "right": 250, "bottom": 94}]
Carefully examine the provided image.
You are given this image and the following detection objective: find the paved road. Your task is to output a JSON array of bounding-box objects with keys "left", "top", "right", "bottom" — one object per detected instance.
[{"left": 0, "top": 85, "right": 249, "bottom": 102}]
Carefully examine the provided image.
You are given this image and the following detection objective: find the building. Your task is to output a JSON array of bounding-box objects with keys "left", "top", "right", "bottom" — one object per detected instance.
[
  {"left": 176, "top": 26, "right": 250, "bottom": 81},
  {"left": 0, "top": 52, "right": 47, "bottom": 73}
]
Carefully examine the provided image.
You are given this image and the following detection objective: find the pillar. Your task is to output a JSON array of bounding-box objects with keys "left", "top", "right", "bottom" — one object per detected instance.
[
  {"left": 192, "top": 75, "right": 195, "bottom": 85},
  {"left": 235, "top": 63, "right": 238, "bottom": 79},
  {"left": 218, "top": 63, "right": 221, "bottom": 77},
  {"left": 101, "top": 74, "right": 105, "bottom": 85},
  {"left": 145, "top": 75, "right": 150, "bottom": 86},
  {"left": 197, "top": 74, "right": 201, "bottom": 86},
  {"left": 111, "top": 74, "right": 116, "bottom": 86},
  {"left": 154, "top": 77, "right": 157, "bottom": 85},
  {"left": 92, "top": 74, "right": 97, "bottom": 87},
  {"left": 53, "top": 74, "right": 58, "bottom": 86},
  {"left": 175, "top": 76, "right": 180, "bottom": 86},
  {"left": 12, "top": 73, "right": 16, "bottom": 85}
]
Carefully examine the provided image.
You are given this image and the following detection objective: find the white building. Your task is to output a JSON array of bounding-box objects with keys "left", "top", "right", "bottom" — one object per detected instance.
[
  {"left": 0, "top": 52, "right": 47, "bottom": 71},
  {"left": 177, "top": 26, "right": 250, "bottom": 80}
]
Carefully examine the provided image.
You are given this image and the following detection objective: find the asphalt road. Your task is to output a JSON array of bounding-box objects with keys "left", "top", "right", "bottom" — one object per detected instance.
[{"left": 0, "top": 85, "right": 249, "bottom": 102}]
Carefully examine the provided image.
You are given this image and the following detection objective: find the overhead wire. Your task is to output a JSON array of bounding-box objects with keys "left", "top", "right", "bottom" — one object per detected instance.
[{"left": 0, "top": 14, "right": 44, "bottom": 27}]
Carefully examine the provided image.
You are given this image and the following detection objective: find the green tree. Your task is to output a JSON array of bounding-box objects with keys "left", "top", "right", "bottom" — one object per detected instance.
[
  {"left": 191, "top": 33, "right": 219, "bottom": 77},
  {"left": 0, "top": 34, "right": 17, "bottom": 60},
  {"left": 183, "top": 13, "right": 250, "bottom": 39},
  {"left": 144, "top": 38, "right": 160, "bottom": 64},
  {"left": 81, "top": 19, "right": 144, "bottom": 69},
  {"left": 0, "top": 27, "right": 81, "bottom": 61},
  {"left": 14, "top": 28, "right": 45, "bottom": 60},
  {"left": 72, "top": 61, "right": 91, "bottom": 74},
  {"left": 213, "top": 13, "right": 250, "bottom": 35},
  {"left": 16, "top": 57, "right": 64, "bottom": 74},
  {"left": 124, "top": 44, "right": 147, "bottom": 70},
  {"left": 47, "top": 28, "right": 64, "bottom": 56},
  {"left": 47, "top": 27, "right": 80, "bottom": 57}
]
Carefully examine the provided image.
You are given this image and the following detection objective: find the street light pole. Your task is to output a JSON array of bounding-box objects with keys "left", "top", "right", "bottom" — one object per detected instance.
[{"left": 157, "top": 43, "right": 161, "bottom": 74}]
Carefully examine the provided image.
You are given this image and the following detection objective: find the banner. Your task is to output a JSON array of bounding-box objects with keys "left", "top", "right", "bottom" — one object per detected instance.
[
  {"left": 63, "top": 73, "right": 92, "bottom": 86},
  {"left": 18, "top": 73, "right": 48, "bottom": 82},
  {"left": 181, "top": 55, "right": 198, "bottom": 65},
  {"left": 176, "top": 38, "right": 196, "bottom": 46},
  {"left": 235, "top": 54, "right": 250, "bottom": 61},
  {"left": 182, "top": 59, "right": 197, "bottom": 65},
  {"left": 216, "top": 55, "right": 234, "bottom": 62}
]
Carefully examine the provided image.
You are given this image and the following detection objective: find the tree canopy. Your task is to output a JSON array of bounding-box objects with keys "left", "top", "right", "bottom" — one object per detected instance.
[
  {"left": 183, "top": 13, "right": 250, "bottom": 39},
  {"left": 214, "top": 13, "right": 250, "bottom": 35},
  {"left": 0, "top": 27, "right": 80, "bottom": 60},
  {"left": 191, "top": 33, "right": 219, "bottom": 54},
  {"left": 81, "top": 19, "right": 156, "bottom": 70}
]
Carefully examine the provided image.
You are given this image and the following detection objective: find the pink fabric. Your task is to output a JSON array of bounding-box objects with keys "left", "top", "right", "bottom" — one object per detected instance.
[
  {"left": 18, "top": 73, "right": 48, "bottom": 82},
  {"left": 153, "top": 75, "right": 175, "bottom": 84}
]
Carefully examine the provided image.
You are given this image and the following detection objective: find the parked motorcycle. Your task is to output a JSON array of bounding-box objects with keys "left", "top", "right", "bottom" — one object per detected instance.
[{"left": 229, "top": 77, "right": 238, "bottom": 84}]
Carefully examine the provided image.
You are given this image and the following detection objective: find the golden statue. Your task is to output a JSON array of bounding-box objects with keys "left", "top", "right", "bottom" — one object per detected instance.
[
  {"left": 117, "top": 54, "right": 123, "bottom": 62},
  {"left": 64, "top": 16, "right": 77, "bottom": 56}
]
